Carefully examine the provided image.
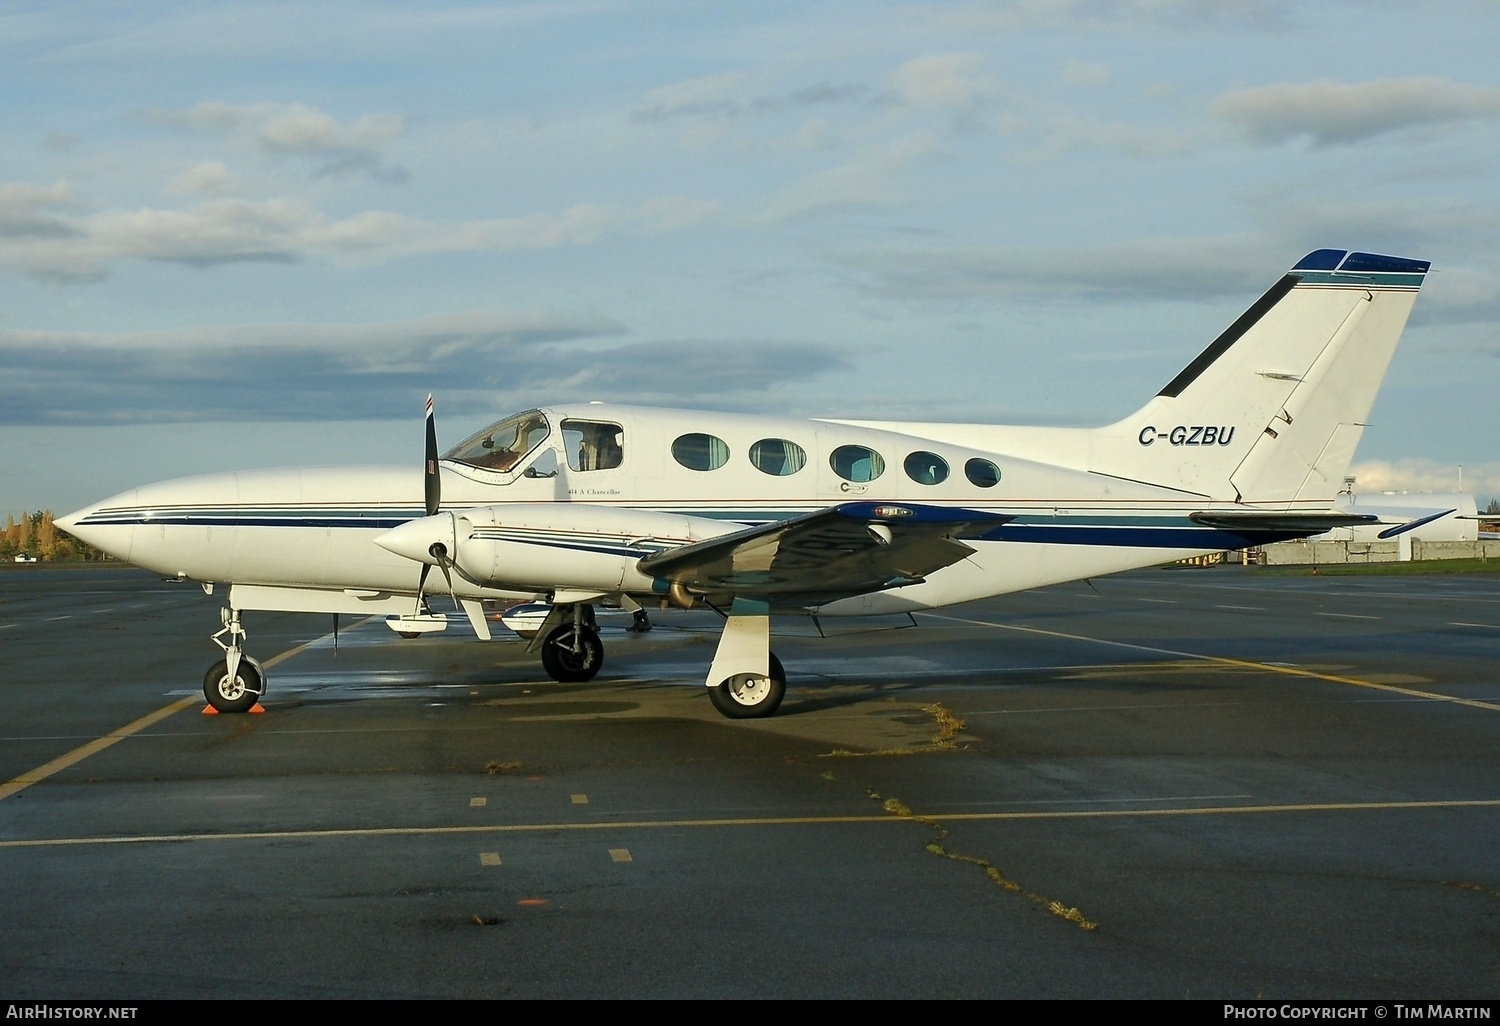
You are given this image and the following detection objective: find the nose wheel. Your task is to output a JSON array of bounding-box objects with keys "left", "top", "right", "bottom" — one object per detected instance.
[{"left": 203, "top": 656, "right": 265, "bottom": 713}]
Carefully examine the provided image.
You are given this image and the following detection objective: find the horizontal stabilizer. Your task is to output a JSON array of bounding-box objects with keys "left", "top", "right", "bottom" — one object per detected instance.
[
  {"left": 1188, "top": 511, "right": 1377, "bottom": 534},
  {"left": 1376, "top": 508, "right": 1457, "bottom": 540}
]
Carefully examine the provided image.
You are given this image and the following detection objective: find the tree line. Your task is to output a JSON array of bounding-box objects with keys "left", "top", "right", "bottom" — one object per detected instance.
[{"left": 2, "top": 511, "right": 111, "bottom": 562}]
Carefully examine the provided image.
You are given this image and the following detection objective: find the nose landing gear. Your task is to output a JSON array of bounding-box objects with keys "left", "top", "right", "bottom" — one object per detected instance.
[{"left": 204, "top": 608, "right": 266, "bottom": 713}]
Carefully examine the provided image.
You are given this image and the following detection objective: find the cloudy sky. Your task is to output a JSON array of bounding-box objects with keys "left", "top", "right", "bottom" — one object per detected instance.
[{"left": 4, "top": 0, "right": 1499, "bottom": 514}]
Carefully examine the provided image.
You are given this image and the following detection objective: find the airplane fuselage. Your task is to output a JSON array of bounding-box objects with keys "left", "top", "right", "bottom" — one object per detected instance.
[{"left": 65, "top": 403, "right": 1290, "bottom": 620}]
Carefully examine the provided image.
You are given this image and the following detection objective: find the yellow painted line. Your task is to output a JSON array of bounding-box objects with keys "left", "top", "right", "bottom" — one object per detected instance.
[
  {"left": 0, "top": 696, "right": 199, "bottom": 802},
  {"left": 609, "top": 848, "right": 633, "bottom": 862},
  {"left": 470, "top": 797, "right": 487, "bottom": 808},
  {"left": 571, "top": 793, "right": 588, "bottom": 805},
  {"left": 2, "top": 798, "right": 1496, "bottom": 849},
  {"left": 479, "top": 852, "right": 501, "bottom": 866},
  {"left": 923, "top": 613, "right": 1500, "bottom": 713},
  {"left": 0, "top": 626, "right": 349, "bottom": 804}
]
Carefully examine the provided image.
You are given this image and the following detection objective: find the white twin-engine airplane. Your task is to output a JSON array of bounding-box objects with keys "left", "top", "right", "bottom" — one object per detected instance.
[{"left": 58, "top": 248, "right": 1429, "bottom": 719}]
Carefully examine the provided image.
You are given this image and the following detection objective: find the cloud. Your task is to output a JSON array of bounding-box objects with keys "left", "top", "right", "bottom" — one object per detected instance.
[
  {"left": 0, "top": 310, "right": 619, "bottom": 424},
  {"left": 1008, "top": 108, "right": 1192, "bottom": 162},
  {"left": 890, "top": 53, "right": 997, "bottom": 113},
  {"left": 0, "top": 182, "right": 81, "bottom": 240},
  {"left": 836, "top": 235, "right": 1276, "bottom": 302},
  {"left": 758, "top": 133, "right": 937, "bottom": 222},
  {"left": 631, "top": 73, "right": 871, "bottom": 125},
  {"left": 0, "top": 314, "right": 848, "bottom": 425},
  {"left": 507, "top": 338, "right": 851, "bottom": 406},
  {"left": 171, "top": 161, "right": 235, "bottom": 195},
  {"left": 257, "top": 105, "right": 402, "bottom": 155},
  {"left": 0, "top": 185, "right": 722, "bottom": 281},
  {"left": 1061, "top": 59, "right": 1112, "bottom": 88},
  {"left": 632, "top": 73, "right": 752, "bottom": 123},
  {"left": 1215, "top": 77, "right": 1500, "bottom": 146},
  {"left": 885, "top": 53, "right": 1184, "bottom": 160},
  {"left": 1349, "top": 458, "right": 1500, "bottom": 501},
  {"left": 924, "top": 0, "right": 1288, "bottom": 32},
  {"left": 148, "top": 100, "right": 409, "bottom": 179},
  {"left": 634, "top": 196, "right": 724, "bottom": 235}
]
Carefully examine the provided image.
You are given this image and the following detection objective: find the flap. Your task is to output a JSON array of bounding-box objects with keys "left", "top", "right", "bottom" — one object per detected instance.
[{"left": 637, "top": 502, "right": 1011, "bottom": 606}]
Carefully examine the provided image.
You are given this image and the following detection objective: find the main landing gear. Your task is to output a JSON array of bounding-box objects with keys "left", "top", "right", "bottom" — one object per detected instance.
[
  {"left": 538, "top": 604, "right": 604, "bottom": 683},
  {"left": 534, "top": 603, "right": 788, "bottom": 719},
  {"left": 708, "top": 652, "right": 786, "bottom": 719},
  {"left": 203, "top": 608, "right": 266, "bottom": 713}
]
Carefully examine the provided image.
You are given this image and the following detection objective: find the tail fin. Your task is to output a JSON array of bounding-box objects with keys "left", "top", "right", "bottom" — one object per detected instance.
[{"left": 1096, "top": 249, "right": 1429, "bottom": 503}]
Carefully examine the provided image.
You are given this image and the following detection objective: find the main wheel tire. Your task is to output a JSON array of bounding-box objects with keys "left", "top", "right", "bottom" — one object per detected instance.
[
  {"left": 539, "top": 624, "right": 604, "bottom": 683},
  {"left": 203, "top": 657, "right": 264, "bottom": 713},
  {"left": 709, "top": 652, "right": 786, "bottom": 719}
]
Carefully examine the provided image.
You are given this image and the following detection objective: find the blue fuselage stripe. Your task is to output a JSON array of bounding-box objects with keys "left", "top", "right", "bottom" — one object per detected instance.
[{"left": 77, "top": 505, "right": 1288, "bottom": 551}]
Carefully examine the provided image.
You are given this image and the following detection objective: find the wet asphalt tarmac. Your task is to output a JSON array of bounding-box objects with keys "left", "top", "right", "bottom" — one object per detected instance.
[{"left": 1, "top": 564, "right": 1497, "bottom": 998}]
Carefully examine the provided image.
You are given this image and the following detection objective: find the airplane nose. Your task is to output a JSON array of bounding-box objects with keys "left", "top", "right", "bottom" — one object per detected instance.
[
  {"left": 373, "top": 515, "right": 450, "bottom": 565},
  {"left": 53, "top": 500, "right": 123, "bottom": 557}
]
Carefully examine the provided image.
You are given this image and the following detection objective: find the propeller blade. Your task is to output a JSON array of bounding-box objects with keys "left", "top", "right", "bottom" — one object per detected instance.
[
  {"left": 429, "top": 538, "right": 457, "bottom": 609},
  {"left": 424, "top": 394, "right": 440, "bottom": 517},
  {"left": 414, "top": 561, "right": 432, "bottom": 609},
  {"left": 415, "top": 394, "right": 440, "bottom": 614}
]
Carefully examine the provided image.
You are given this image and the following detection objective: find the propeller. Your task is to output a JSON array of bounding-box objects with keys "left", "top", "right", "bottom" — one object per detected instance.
[
  {"left": 403, "top": 395, "right": 491, "bottom": 641},
  {"left": 415, "top": 394, "right": 441, "bottom": 607}
]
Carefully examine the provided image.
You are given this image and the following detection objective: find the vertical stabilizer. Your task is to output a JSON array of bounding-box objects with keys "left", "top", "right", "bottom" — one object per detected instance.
[{"left": 1091, "top": 250, "right": 1428, "bottom": 503}]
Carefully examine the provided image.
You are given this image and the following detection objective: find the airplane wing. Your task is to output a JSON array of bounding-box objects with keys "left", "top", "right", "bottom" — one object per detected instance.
[{"left": 637, "top": 501, "right": 1012, "bottom": 607}]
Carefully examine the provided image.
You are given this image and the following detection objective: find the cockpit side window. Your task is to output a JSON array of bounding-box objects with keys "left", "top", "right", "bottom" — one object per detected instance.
[
  {"left": 444, "top": 411, "right": 551, "bottom": 472},
  {"left": 562, "top": 420, "right": 624, "bottom": 472}
]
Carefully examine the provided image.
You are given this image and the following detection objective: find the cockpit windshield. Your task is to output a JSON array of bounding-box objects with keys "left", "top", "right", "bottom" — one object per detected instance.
[{"left": 443, "top": 410, "right": 551, "bottom": 472}]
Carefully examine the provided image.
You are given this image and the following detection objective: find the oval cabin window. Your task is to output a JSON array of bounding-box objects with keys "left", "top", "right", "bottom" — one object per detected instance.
[
  {"left": 903, "top": 451, "right": 949, "bottom": 485},
  {"left": 964, "top": 458, "right": 1001, "bottom": 488},
  {"left": 672, "top": 433, "right": 730, "bottom": 471},
  {"left": 830, "top": 444, "right": 886, "bottom": 483},
  {"left": 749, "top": 438, "right": 807, "bottom": 476}
]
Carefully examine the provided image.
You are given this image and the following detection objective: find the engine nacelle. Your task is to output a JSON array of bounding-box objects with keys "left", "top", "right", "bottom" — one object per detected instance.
[{"left": 375, "top": 503, "right": 737, "bottom": 595}]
